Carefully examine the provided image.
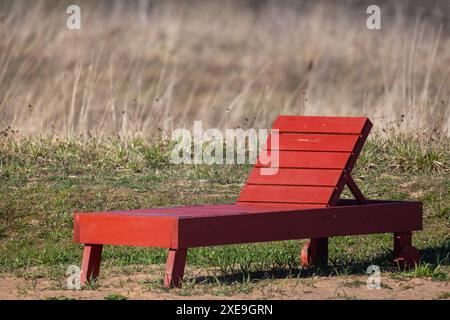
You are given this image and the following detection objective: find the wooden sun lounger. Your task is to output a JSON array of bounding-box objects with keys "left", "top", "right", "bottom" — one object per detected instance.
[{"left": 74, "top": 116, "right": 422, "bottom": 288}]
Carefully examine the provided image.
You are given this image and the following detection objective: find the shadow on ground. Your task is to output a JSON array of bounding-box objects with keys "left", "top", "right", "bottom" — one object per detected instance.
[{"left": 187, "top": 242, "right": 449, "bottom": 286}]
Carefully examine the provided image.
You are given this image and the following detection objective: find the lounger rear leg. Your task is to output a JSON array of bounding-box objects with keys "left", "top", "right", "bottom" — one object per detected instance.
[
  {"left": 393, "top": 232, "right": 420, "bottom": 269},
  {"left": 80, "top": 244, "right": 103, "bottom": 285},
  {"left": 164, "top": 248, "right": 188, "bottom": 288},
  {"left": 301, "top": 238, "right": 328, "bottom": 267}
]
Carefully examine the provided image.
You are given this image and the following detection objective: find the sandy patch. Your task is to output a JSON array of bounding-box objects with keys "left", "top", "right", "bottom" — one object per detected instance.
[{"left": 0, "top": 269, "right": 448, "bottom": 300}]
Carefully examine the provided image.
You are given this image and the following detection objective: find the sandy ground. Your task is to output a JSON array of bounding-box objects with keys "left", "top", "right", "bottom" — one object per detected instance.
[{"left": 0, "top": 267, "right": 448, "bottom": 300}]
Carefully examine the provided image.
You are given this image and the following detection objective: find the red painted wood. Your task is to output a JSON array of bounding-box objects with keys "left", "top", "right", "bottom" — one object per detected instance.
[
  {"left": 80, "top": 244, "right": 103, "bottom": 284},
  {"left": 77, "top": 204, "right": 323, "bottom": 220},
  {"left": 176, "top": 201, "right": 422, "bottom": 248},
  {"left": 394, "top": 232, "right": 412, "bottom": 257},
  {"left": 73, "top": 116, "right": 425, "bottom": 289},
  {"left": 246, "top": 168, "right": 342, "bottom": 187},
  {"left": 74, "top": 213, "right": 81, "bottom": 242},
  {"left": 328, "top": 118, "right": 373, "bottom": 206},
  {"left": 164, "top": 248, "right": 187, "bottom": 288},
  {"left": 245, "top": 117, "right": 370, "bottom": 209},
  {"left": 249, "top": 116, "right": 372, "bottom": 209},
  {"left": 256, "top": 150, "right": 350, "bottom": 169},
  {"left": 393, "top": 232, "right": 420, "bottom": 268},
  {"left": 123, "top": 204, "right": 235, "bottom": 212},
  {"left": 300, "top": 238, "right": 328, "bottom": 267},
  {"left": 238, "top": 185, "right": 335, "bottom": 204},
  {"left": 236, "top": 202, "right": 325, "bottom": 210},
  {"left": 265, "top": 133, "right": 359, "bottom": 152},
  {"left": 74, "top": 201, "right": 422, "bottom": 249},
  {"left": 273, "top": 116, "right": 368, "bottom": 134},
  {"left": 108, "top": 204, "right": 247, "bottom": 216},
  {"left": 395, "top": 246, "right": 420, "bottom": 269},
  {"left": 346, "top": 176, "right": 366, "bottom": 204},
  {"left": 337, "top": 199, "right": 398, "bottom": 206},
  {"left": 74, "top": 213, "right": 178, "bottom": 247},
  {"left": 106, "top": 204, "right": 306, "bottom": 216}
]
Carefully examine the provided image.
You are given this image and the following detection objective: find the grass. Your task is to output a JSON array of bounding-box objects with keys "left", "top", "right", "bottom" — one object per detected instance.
[
  {"left": 403, "top": 263, "right": 449, "bottom": 281},
  {"left": 104, "top": 293, "right": 128, "bottom": 301},
  {"left": 436, "top": 292, "right": 450, "bottom": 300},
  {"left": 46, "top": 296, "right": 76, "bottom": 300},
  {"left": 0, "top": 135, "right": 448, "bottom": 290},
  {"left": 342, "top": 279, "right": 365, "bottom": 288}
]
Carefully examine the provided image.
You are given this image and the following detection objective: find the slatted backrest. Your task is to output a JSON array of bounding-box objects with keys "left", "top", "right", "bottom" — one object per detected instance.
[{"left": 237, "top": 115, "right": 372, "bottom": 208}]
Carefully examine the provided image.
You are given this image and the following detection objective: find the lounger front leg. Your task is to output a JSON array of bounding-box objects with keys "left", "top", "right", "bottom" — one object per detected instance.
[
  {"left": 164, "top": 248, "right": 188, "bottom": 288},
  {"left": 301, "top": 238, "right": 328, "bottom": 267},
  {"left": 80, "top": 244, "right": 103, "bottom": 285}
]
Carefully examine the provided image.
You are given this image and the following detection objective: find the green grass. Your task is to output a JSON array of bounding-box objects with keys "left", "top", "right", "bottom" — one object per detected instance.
[
  {"left": 403, "top": 263, "right": 449, "bottom": 281},
  {"left": 45, "top": 296, "right": 76, "bottom": 300},
  {"left": 0, "top": 135, "right": 449, "bottom": 285},
  {"left": 104, "top": 293, "right": 128, "bottom": 300},
  {"left": 342, "top": 279, "right": 365, "bottom": 288},
  {"left": 436, "top": 292, "right": 450, "bottom": 300}
]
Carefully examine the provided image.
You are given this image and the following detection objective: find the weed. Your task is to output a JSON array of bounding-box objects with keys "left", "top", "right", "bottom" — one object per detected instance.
[{"left": 104, "top": 293, "right": 128, "bottom": 300}]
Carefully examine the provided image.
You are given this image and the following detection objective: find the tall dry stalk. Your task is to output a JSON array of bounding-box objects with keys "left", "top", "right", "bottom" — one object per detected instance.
[{"left": 0, "top": 0, "right": 448, "bottom": 137}]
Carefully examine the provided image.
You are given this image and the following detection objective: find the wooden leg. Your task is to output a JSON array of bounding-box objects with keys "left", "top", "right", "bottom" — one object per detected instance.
[
  {"left": 393, "top": 232, "right": 420, "bottom": 269},
  {"left": 301, "top": 238, "right": 328, "bottom": 267},
  {"left": 394, "top": 232, "right": 412, "bottom": 257},
  {"left": 80, "top": 244, "right": 103, "bottom": 285},
  {"left": 164, "top": 248, "right": 187, "bottom": 288}
]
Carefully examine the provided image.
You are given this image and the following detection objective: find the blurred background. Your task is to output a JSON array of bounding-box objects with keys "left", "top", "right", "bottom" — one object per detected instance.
[{"left": 0, "top": 0, "right": 449, "bottom": 137}]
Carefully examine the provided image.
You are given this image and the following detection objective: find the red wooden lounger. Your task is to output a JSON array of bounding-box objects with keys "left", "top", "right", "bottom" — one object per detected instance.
[{"left": 74, "top": 115, "right": 422, "bottom": 288}]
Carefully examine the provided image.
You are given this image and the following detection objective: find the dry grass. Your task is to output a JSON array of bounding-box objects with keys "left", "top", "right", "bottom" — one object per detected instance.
[{"left": 0, "top": 0, "right": 449, "bottom": 137}]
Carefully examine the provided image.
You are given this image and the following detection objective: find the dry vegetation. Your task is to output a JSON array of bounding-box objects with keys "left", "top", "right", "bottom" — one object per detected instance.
[{"left": 0, "top": 0, "right": 449, "bottom": 137}]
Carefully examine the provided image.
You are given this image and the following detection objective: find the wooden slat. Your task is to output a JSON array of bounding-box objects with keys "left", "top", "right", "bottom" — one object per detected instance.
[
  {"left": 273, "top": 116, "right": 368, "bottom": 134},
  {"left": 74, "top": 213, "right": 177, "bottom": 247},
  {"left": 236, "top": 202, "right": 326, "bottom": 210},
  {"left": 238, "top": 185, "right": 334, "bottom": 204},
  {"left": 177, "top": 201, "right": 423, "bottom": 248},
  {"left": 117, "top": 205, "right": 246, "bottom": 214},
  {"left": 105, "top": 205, "right": 252, "bottom": 217},
  {"left": 246, "top": 168, "right": 342, "bottom": 186},
  {"left": 256, "top": 150, "right": 350, "bottom": 169},
  {"left": 265, "top": 133, "right": 359, "bottom": 152},
  {"left": 89, "top": 204, "right": 320, "bottom": 218}
]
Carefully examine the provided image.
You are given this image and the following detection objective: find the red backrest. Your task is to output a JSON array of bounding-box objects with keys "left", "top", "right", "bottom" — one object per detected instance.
[{"left": 237, "top": 115, "right": 372, "bottom": 208}]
